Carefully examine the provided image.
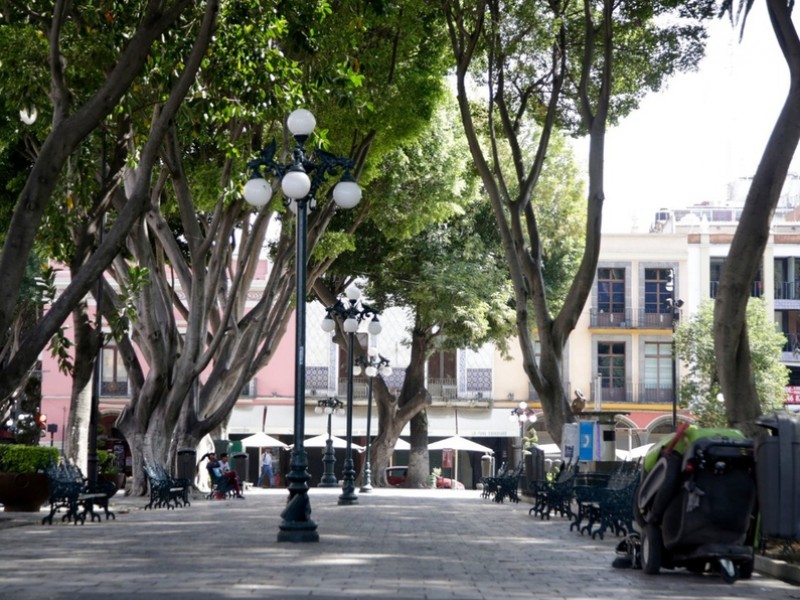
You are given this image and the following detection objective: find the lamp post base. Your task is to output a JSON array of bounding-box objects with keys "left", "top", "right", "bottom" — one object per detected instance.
[
  {"left": 319, "top": 438, "right": 338, "bottom": 487},
  {"left": 278, "top": 449, "right": 319, "bottom": 542},
  {"left": 338, "top": 458, "right": 358, "bottom": 505},
  {"left": 359, "top": 462, "right": 373, "bottom": 493}
]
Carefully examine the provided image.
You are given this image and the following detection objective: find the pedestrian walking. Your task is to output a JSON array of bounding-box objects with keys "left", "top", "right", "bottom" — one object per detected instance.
[{"left": 257, "top": 449, "right": 275, "bottom": 487}]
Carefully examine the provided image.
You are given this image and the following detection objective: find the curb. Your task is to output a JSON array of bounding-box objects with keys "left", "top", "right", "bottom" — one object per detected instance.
[{"left": 755, "top": 554, "right": 800, "bottom": 586}]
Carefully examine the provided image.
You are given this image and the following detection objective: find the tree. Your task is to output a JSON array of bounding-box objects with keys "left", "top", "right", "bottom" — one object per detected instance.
[
  {"left": 676, "top": 298, "right": 788, "bottom": 428},
  {"left": 0, "top": 0, "right": 219, "bottom": 407},
  {"left": 714, "top": 1, "right": 800, "bottom": 435},
  {"left": 442, "top": 0, "right": 714, "bottom": 444},
  {"left": 316, "top": 95, "right": 585, "bottom": 487},
  {"left": 93, "top": 0, "right": 454, "bottom": 494}
]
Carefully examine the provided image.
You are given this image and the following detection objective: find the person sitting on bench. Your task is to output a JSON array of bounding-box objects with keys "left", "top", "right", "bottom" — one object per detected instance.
[
  {"left": 218, "top": 453, "right": 244, "bottom": 498},
  {"left": 205, "top": 452, "right": 242, "bottom": 499}
]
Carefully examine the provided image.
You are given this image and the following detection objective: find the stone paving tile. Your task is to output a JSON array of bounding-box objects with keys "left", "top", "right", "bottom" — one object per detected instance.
[{"left": 0, "top": 487, "right": 798, "bottom": 599}]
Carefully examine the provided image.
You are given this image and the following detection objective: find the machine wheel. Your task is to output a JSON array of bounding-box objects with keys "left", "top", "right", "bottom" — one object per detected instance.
[
  {"left": 641, "top": 524, "right": 663, "bottom": 575},
  {"left": 738, "top": 558, "right": 754, "bottom": 580},
  {"left": 719, "top": 559, "right": 738, "bottom": 584}
]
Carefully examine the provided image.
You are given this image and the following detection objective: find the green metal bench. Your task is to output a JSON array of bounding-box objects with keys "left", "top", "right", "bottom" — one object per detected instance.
[
  {"left": 143, "top": 461, "right": 191, "bottom": 509},
  {"left": 42, "top": 462, "right": 115, "bottom": 525}
]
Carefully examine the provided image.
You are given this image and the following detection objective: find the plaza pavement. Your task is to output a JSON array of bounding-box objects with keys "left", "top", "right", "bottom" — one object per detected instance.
[{"left": 0, "top": 486, "right": 798, "bottom": 600}]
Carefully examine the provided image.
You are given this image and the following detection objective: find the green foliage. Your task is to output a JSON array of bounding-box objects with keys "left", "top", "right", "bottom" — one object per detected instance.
[
  {"left": 97, "top": 449, "right": 120, "bottom": 475},
  {"left": 108, "top": 266, "right": 150, "bottom": 341},
  {"left": 0, "top": 444, "right": 58, "bottom": 473},
  {"left": 675, "top": 298, "right": 788, "bottom": 427}
]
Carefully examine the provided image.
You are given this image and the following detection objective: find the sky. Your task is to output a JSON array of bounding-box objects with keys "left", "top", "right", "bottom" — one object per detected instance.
[{"left": 595, "top": 4, "right": 795, "bottom": 233}]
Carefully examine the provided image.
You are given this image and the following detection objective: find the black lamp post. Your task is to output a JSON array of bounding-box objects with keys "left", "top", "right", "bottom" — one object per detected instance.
[
  {"left": 509, "top": 401, "right": 537, "bottom": 465},
  {"left": 355, "top": 350, "right": 391, "bottom": 493},
  {"left": 243, "top": 109, "right": 362, "bottom": 542},
  {"left": 315, "top": 397, "right": 344, "bottom": 487},
  {"left": 321, "top": 285, "right": 382, "bottom": 505},
  {"left": 666, "top": 296, "right": 684, "bottom": 431}
]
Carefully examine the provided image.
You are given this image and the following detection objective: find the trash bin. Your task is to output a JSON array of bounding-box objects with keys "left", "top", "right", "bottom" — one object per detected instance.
[
  {"left": 176, "top": 449, "right": 196, "bottom": 481},
  {"left": 213, "top": 439, "right": 230, "bottom": 456},
  {"left": 229, "top": 440, "right": 243, "bottom": 453},
  {"left": 232, "top": 452, "right": 249, "bottom": 484},
  {"left": 481, "top": 453, "right": 493, "bottom": 478},
  {"left": 525, "top": 446, "right": 545, "bottom": 484},
  {"left": 755, "top": 411, "right": 800, "bottom": 539}
]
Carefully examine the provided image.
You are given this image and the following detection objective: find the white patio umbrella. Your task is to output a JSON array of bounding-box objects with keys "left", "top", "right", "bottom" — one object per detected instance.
[
  {"left": 300, "top": 434, "right": 365, "bottom": 453},
  {"left": 240, "top": 432, "right": 289, "bottom": 449},
  {"left": 394, "top": 438, "right": 411, "bottom": 451},
  {"left": 428, "top": 435, "right": 493, "bottom": 490},
  {"left": 615, "top": 443, "right": 654, "bottom": 461},
  {"left": 428, "top": 435, "right": 494, "bottom": 454}
]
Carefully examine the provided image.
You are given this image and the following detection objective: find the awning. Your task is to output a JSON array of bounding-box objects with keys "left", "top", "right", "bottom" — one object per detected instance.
[{"left": 229, "top": 405, "right": 520, "bottom": 438}]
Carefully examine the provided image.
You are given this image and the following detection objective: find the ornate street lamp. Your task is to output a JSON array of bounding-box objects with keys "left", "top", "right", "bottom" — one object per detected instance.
[
  {"left": 354, "top": 349, "right": 391, "bottom": 492},
  {"left": 243, "top": 108, "right": 362, "bottom": 542},
  {"left": 510, "top": 401, "right": 537, "bottom": 465},
  {"left": 665, "top": 267, "right": 684, "bottom": 432},
  {"left": 321, "top": 285, "right": 381, "bottom": 505},
  {"left": 315, "top": 397, "right": 344, "bottom": 487},
  {"left": 666, "top": 296, "right": 684, "bottom": 431}
]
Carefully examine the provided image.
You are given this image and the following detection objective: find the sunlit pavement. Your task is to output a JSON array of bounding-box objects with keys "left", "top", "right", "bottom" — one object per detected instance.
[{"left": 1, "top": 486, "right": 798, "bottom": 599}]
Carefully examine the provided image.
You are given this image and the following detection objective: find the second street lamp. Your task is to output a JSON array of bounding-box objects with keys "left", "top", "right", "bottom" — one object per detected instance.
[
  {"left": 510, "top": 401, "right": 537, "bottom": 466},
  {"left": 321, "top": 285, "right": 382, "bottom": 505},
  {"left": 315, "top": 397, "right": 344, "bottom": 487},
  {"left": 243, "top": 108, "right": 361, "bottom": 542},
  {"left": 355, "top": 349, "right": 391, "bottom": 493}
]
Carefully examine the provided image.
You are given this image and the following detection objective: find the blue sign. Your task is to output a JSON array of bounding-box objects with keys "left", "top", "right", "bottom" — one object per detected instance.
[{"left": 579, "top": 421, "right": 595, "bottom": 461}]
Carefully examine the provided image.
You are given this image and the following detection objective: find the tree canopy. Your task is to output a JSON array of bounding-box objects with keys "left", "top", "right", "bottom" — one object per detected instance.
[{"left": 676, "top": 298, "right": 788, "bottom": 427}]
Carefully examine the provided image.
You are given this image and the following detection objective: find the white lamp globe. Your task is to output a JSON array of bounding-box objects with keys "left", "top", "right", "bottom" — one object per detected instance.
[
  {"left": 353, "top": 365, "right": 362, "bottom": 376},
  {"left": 314, "top": 405, "right": 323, "bottom": 414},
  {"left": 333, "top": 179, "right": 362, "bottom": 209},
  {"left": 368, "top": 317, "right": 382, "bottom": 335},
  {"left": 281, "top": 168, "right": 311, "bottom": 199},
  {"left": 365, "top": 365, "right": 377, "bottom": 378},
  {"left": 343, "top": 317, "right": 359, "bottom": 333},
  {"left": 243, "top": 177, "right": 273, "bottom": 207},
  {"left": 345, "top": 286, "right": 361, "bottom": 302},
  {"left": 380, "top": 365, "right": 392, "bottom": 377},
  {"left": 324, "top": 406, "right": 333, "bottom": 415},
  {"left": 287, "top": 109, "right": 316, "bottom": 136},
  {"left": 518, "top": 401, "right": 528, "bottom": 411},
  {"left": 321, "top": 316, "right": 336, "bottom": 332}
]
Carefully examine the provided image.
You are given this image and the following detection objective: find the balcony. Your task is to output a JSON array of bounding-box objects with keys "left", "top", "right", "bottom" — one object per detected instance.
[
  {"left": 589, "top": 308, "right": 673, "bottom": 329},
  {"left": 710, "top": 280, "right": 763, "bottom": 299},
  {"left": 588, "top": 381, "right": 675, "bottom": 405},
  {"left": 776, "top": 281, "right": 800, "bottom": 300}
]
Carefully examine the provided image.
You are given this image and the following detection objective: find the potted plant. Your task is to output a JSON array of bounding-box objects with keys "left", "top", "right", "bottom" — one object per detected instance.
[
  {"left": 0, "top": 444, "right": 58, "bottom": 511},
  {"left": 97, "top": 449, "right": 126, "bottom": 495}
]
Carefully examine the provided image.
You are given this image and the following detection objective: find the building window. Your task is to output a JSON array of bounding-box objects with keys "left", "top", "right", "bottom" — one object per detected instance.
[
  {"left": 643, "top": 342, "right": 672, "bottom": 402},
  {"left": 428, "top": 350, "right": 457, "bottom": 400},
  {"left": 598, "top": 341, "right": 625, "bottom": 401},
  {"left": 597, "top": 268, "right": 625, "bottom": 314},
  {"left": 338, "top": 333, "right": 369, "bottom": 398},
  {"left": 644, "top": 268, "right": 671, "bottom": 314},
  {"left": 101, "top": 346, "right": 128, "bottom": 396}
]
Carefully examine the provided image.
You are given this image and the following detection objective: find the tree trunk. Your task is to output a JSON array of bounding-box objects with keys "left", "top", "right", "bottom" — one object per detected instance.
[
  {"left": 407, "top": 411, "right": 430, "bottom": 487},
  {"left": 63, "top": 303, "right": 99, "bottom": 470},
  {"left": 714, "top": 0, "right": 800, "bottom": 435}
]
